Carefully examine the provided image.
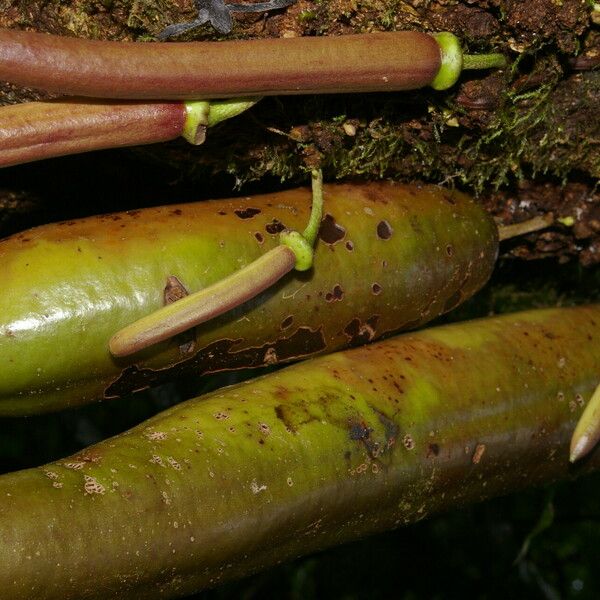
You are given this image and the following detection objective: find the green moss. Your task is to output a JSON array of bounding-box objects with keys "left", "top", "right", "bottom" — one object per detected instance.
[
  {"left": 458, "top": 71, "right": 599, "bottom": 190},
  {"left": 298, "top": 10, "right": 318, "bottom": 23},
  {"left": 200, "top": 64, "right": 597, "bottom": 195}
]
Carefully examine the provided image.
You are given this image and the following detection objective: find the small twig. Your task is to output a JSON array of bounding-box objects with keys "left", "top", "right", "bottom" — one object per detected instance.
[
  {"left": 158, "top": 0, "right": 297, "bottom": 38},
  {"left": 497, "top": 214, "right": 555, "bottom": 241}
]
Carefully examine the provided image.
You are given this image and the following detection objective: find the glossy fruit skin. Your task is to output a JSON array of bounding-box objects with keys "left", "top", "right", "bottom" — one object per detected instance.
[
  {"left": 0, "top": 182, "right": 497, "bottom": 415},
  {"left": 0, "top": 306, "right": 598, "bottom": 599}
]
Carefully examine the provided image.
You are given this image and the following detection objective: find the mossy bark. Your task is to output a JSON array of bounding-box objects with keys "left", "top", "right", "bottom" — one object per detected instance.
[{"left": 0, "top": 0, "right": 598, "bottom": 262}]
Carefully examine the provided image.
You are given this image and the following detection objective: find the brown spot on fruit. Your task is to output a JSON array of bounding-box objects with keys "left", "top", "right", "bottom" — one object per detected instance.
[
  {"left": 427, "top": 443, "right": 440, "bottom": 457},
  {"left": 372, "top": 283, "right": 382, "bottom": 295},
  {"left": 348, "top": 418, "right": 382, "bottom": 459},
  {"left": 344, "top": 319, "right": 360, "bottom": 339},
  {"left": 446, "top": 244, "right": 454, "bottom": 257},
  {"left": 83, "top": 475, "right": 105, "bottom": 495},
  {"left": 258, "top": 423, "right": 271, "bottom": 436},
  {"left": 263, "top": 347, "right": 278, "bottom": 365},
  {"left": 403, "top": 435, "right": 415, "bottom": 450},
  {"left": 349, "top": 421, "right": 372, "bottom": 441},
  {"left": 234, "top": 207, "right": 261, "bottom": 219},
  {"left": 163, "top": 276, "right": 189, "bottom": 305},
  {"left": 343, "top": 316, "right": 380, "bottom": 346},
  {"left": 376, "top": 220, "right": 393, "bottom": 240},
  {"left": 266, "top": 219, "right": 286, "bottom": 234},
  {"left": 325, "top": 284, "right": 344, "bottom": 302},
  {"left": 318, "top": 214, "right": 346, "bottom": 245},
  {"left": 254, "top": 232, "right": 264, "bottom": 244},
  {"left": 163, "top": 276, "right": 195, "bottom": 356},
  {"left": 345, "top": 241, "right": 354, "bottom": 251},
  {"left": 280, "top": 315, "right": 294, "bottom": 330},
  {"left": 105, "top": 327, "right": 326, "bottom": 399}
]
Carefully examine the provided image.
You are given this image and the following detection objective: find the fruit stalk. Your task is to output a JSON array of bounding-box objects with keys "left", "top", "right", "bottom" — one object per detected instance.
[{"left": 109, "top": 169, "right": 324, "bottom": 357}]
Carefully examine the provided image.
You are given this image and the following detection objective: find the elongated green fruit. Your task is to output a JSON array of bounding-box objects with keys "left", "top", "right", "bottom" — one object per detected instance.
[
  {"left": 0, "top": 183, "right": 497, "bottom": 415},
  {"left": 0, "top": 306, "right": 598, "bottom": 599},
  {"left": 0, "top": 97, "right": 259, "bottom": 168}
]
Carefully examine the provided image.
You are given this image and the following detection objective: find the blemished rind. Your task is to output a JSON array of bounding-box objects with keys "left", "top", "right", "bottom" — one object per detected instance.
[
  {"left": 0, "top": 29, "right": 441, "bottom": 99},
  {"left": 0, "top": 99, "right": 187, "bottom": 168},
  {"left": 0, "top": 182, "right": 498, "bottom": 415},
  {"left": 1, "top": 306, "right": 599, "bottom": 599}
]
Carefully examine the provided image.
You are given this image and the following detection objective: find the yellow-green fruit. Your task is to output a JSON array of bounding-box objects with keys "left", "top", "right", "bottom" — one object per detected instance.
[
  {"left": 0, "top": 306, "right": 598, "bottom": 598},
  {"left": 0, "top": 183, "right": 497, "bottom": 415}
]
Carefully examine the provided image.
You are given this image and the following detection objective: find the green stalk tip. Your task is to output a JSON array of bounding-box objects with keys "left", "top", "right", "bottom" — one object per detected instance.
[
  {"left": 430, "top": 32, "right": 463, "bottom": 91},
  {"left": 182, "top": 98, "right": 262, "bottom": 146},
  {"left": 280, "top": 169, "right": 324, "bottom": 271},
  {"left": 182, "top": 101, "right": 210, "bottom": 145},
  {"left": 207, "top": 98, "right": 262, "bottom": 128}
]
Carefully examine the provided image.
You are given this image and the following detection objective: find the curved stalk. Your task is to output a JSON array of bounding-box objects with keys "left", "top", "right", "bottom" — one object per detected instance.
[
  {"left": 109, "top": 245, "right": 296, "bottom": 357},
  {"left": 109, "top": 170, "right": 324, "bottom": 357},
  {"left": 497, "top": 214, "right": 555, "bottom": 241}
]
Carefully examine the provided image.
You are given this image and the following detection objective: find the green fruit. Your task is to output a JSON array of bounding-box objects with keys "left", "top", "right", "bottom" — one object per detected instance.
[
  {"left": 0, "top": 183, "right": 497, "bottom": 414},
  {"left": 0, "top": 305, "right": 598, "bottom": 598}
]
